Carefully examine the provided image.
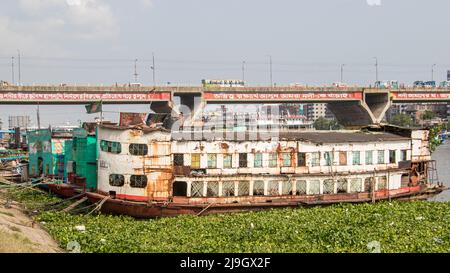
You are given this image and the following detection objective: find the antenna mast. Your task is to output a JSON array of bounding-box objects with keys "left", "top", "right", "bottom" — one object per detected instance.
[
  {"left": 134, "top": 59, "right": 138, "bottom": 83},
  {"left": 17, "top": 50, "right": 21, "bottom": 85},
  {"left": 11, "top": 57, "right": 15, "bottom": 84}
]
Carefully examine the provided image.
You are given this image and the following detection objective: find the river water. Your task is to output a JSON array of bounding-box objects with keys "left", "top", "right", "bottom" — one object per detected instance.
[{"left": 430, "top": 140, "right": 450, "bottom": 202}]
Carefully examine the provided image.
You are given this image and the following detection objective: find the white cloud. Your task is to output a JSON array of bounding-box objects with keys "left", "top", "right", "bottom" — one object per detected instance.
[
  {"left": 366, "top": 0, "right": 382, "bottom": 7},
  {"left": 18, "top": 0, "right": 66, "bottom": 14},
  {"left": 0, "top": 0, "right": 119, "bottom": 56},
  {"left": 0, "top": 15, "right": 68, "bottom": 56},
  {"left": 140, "top": 0, "right": 153, "bottom": 8},
  {"left": 66, "top": 0, "right": 82, "bottom": 6},
  {"left": 65, "top": 0, "right": 118, "bottom": 39}
]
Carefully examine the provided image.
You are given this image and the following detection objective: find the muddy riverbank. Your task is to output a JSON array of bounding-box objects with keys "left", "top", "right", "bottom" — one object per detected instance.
[{"left": 0, "top": 189, "right": 61, "bottom": 253}]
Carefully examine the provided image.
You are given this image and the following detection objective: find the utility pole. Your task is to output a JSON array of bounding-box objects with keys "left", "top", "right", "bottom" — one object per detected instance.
[
  {"left": 151, "top": 52, "right": 156, "bottom": 86},
  {"left": 242, "top": 61, "right": 246, "bottom": 83},
  {"left": 269, "top": 55, "right": 273, "bottom": 88},
  {"left": 133, "top": 59, "right": 138, "bottom": 83},
  {"left": 340, "top": 64, "right": 345, "bottom": 83},
  {"left": 17, "top": 50, "right": 21, "bottom": 85},
  {"left": 432, "top": 64, "right": 436, "bottom": 81},
  {"left": 37, "top": 103, "right": 41, "bottom": 130},
  {"left": 374, "top": 57, "right": 379, "bottom": 83},
  {"left": 11, "top": 56, "right": 15, "bottom": 84},
  {"left": 100, "top": 100, "right": 103, "bottom": 124}
]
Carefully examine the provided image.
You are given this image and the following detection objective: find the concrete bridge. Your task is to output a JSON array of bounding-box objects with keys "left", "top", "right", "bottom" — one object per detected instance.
[{"left": 1, "top": 85, "right": 450, "bottom": 127}]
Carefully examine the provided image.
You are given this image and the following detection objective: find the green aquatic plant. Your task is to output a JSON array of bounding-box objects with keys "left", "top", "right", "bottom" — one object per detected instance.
[
  {"left": 37, "top": 202, "right": 450, "bottom": 253},
  {"left": 4, "top": 187, "right": 61, "bottom": 211},
  {"left": 6, "top": 187, "right": 450, "bottom": 253}
]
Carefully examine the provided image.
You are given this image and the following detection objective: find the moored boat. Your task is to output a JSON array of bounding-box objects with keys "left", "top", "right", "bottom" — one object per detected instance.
[
  {"left": 86, "top": 123, "right": 446, "bottom": 218},
  {"left": 26, "top": 123, "right": 99, "bottom": 197}
]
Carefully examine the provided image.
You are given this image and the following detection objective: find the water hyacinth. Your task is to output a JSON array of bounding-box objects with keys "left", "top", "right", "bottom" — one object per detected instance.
[
  {"left": 5, "top": 188, "right": 450, "bottom": 253},
  {"left": 35, "top": 201, "right": 450, "bottom": 253}
]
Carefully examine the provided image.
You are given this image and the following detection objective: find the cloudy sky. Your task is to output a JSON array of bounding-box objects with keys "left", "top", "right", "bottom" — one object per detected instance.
[{"left": 1, "top": 0, "right": 450, "bottom": 127}]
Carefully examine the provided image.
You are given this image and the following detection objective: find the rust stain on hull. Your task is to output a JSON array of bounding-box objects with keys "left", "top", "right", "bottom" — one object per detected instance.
[{"left": 86, "top": 185, "right": 446, "bottom": 218}]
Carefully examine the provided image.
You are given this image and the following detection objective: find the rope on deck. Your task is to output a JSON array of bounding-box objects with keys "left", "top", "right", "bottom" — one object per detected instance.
[
  {"left": 196, "top": 202, "right": 215, "bottom": 216},
  {"left": 68, "top": 202, "right": 98, "bottom": 214},
  {"left": 86, "top": 195, "right": 110, "bottom": 216},
  {"left": 37, "top": 193, "right": 87, "bottom": 211},
  {"left": 0, "top": 176, "right": 71, "bottom": 210},
  {"left": 1, "top": 175, "right": 104, "bottom": 216},
  {"left": 62, "top": 197, "right": 88, "bottom": 212}
]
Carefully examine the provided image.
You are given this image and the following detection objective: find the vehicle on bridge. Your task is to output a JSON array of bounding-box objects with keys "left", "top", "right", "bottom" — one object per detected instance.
[
  {"left": 0, "top": 81, "right": 10, "bottom": 86},
  {"left": 332, "top": 82, "right": 348, "bottom": 88},
  {"left": 414, "top": 81, "right": 425, "bottom": 88},
  {"left": 424, "top": 81, "right": 436, "bottom": 88},
  {"left": 289, "top": 83, "right": 305, "bottom": 87},
  {"left": 375, "top": 80, "right": 399, "bottom": 89},
  {"left": 202, "top": 79, "right": 245, "bottom": 88},
  {"left": 414, "top": 81, "right": 436, "bottom": 88}
]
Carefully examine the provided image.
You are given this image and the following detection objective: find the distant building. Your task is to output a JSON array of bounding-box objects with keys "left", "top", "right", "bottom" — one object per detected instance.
[
  {"left": 8, "top": 115, "right": 31, "bottom": 129},
  {"left": 279, "top": 103, "right": 306, "bottom": 117},
  {"left": 306, "top": 103, "right": 334, "bottom": 121},
  {"left": 387, "top": 103, "right": 448, "bottom": 123},
  {"left": 386, "top": 104, "right": 409, "bottom": 122},
  {"left": 403, "top": 103, "right": 447, "bottom": 124}
]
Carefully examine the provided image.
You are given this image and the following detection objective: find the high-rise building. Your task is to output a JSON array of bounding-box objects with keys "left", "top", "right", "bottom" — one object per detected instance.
[
  {"left": 306, "top": 103, "right": 334, "bottom": 121},
  {"left": 386, "top": 104, "right": 408, "bottom": 122},
  {"left": 8, "top": 115, "right": 31, "bottom": 129},
  {"left": 279, "top": 103, "right": 306, "bottom": 117}
]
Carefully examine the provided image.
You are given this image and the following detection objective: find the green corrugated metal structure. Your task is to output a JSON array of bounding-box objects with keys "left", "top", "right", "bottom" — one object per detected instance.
[
  {"left": 27, "top": 129, "right": 68, "bottom": 178},
  {"left": 71, "top": 128, "right": 97, "bottom": 190},
  {"left": 63, "top": 139, "right": 73, "bottom": 181},
  {"left": 28, "top": 127, "right": 98, "bottom": 189}
]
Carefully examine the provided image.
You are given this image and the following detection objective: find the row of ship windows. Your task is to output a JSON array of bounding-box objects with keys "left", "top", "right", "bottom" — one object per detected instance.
[
  {"left": 175, "top": 150, "right": 408, "bottom": 168},
  {"left": 100, "top": 140, "right": 146, "bottom": 155},
  {"left": 100, "top": 140, "right": 409, "bottom": 168},
  {"left": 108, "top": 175, "right": 389, "bottom": 196},
  {"left": 109, "top": 174, "right": 148, "bottom": 188},
  {"left": 185, "top": 177, "right": 388, "bottom": 197}
]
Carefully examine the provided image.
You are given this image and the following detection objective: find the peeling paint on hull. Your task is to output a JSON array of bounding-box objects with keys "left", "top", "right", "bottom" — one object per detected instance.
[{"left": 86, "top": 185, "right": 446, "bottom": 218}]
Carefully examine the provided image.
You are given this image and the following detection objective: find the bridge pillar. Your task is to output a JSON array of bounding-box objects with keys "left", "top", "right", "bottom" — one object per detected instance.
[
  {"left": 364, "top": 90, "right": 391, "bottom": 123},
  {"left": 328, "top": 101, "right": 376, "bottom": 128},
  {"left": 328, "top": 90, "right": 391, "bottom": 128},
  {"left": 173, "top": 93, "right": 204, "bottom": 120}
]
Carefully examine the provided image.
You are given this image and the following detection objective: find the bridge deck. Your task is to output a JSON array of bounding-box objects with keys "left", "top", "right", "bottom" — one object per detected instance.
[
  {"left": 1, "top": 85, "right": 450, "bottom": 92},
  {"left": 1, "top": 85, "right": 450, "bottom": 104}
]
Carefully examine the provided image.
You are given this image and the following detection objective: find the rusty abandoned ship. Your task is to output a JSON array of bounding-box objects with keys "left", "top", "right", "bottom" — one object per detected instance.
[
  {"left": 79, "top": 115, "right": 445, "bottom": 218},
  {"left": 3, "top": 109, "right": 443, "bottom": 218}
]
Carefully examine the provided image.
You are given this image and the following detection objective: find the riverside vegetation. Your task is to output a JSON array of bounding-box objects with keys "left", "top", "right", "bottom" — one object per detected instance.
[{"left": 4, "top": 187, "right": 450, "bottom": 253}]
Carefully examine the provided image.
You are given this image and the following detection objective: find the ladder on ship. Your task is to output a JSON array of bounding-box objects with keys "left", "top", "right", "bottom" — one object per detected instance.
[{"left": 426, "top": 160, "right": 440, "bottom": 186}]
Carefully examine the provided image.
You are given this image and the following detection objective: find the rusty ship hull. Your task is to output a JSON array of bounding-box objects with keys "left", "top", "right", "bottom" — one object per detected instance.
[{"left": 86, "top": 184, "right": 445, "bottom": 218}]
